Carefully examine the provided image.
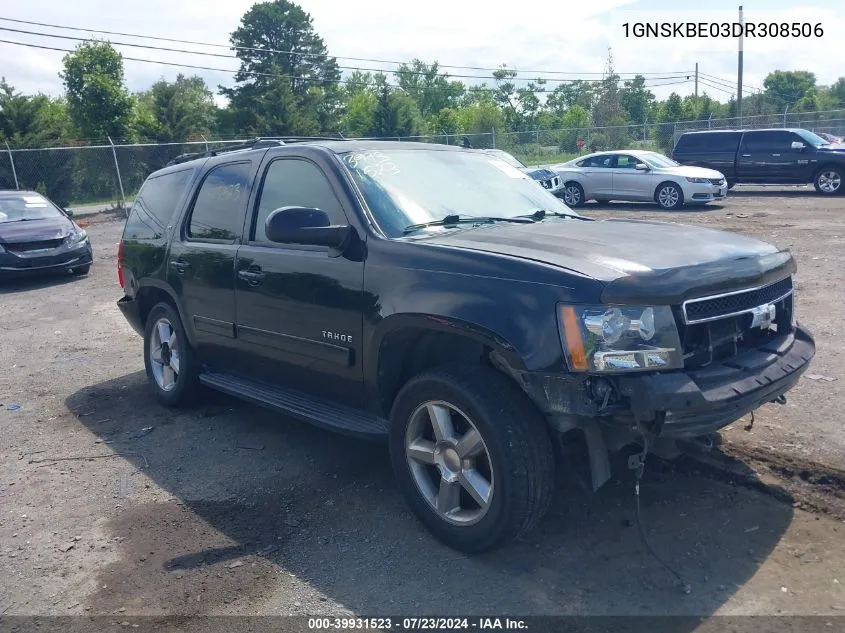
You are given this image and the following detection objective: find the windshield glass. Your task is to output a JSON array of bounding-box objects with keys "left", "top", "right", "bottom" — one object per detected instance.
[
  {"left": 796, "top": 129, "right": 830, "bottom": 147},
  {"left": 487, "top": 150, "right": 526, "bottom": 169},
  {"left": 0, "top": 193, "right": 64, "bottom": 223},
  {"left": 339, "top": 148, "right": 578, "bottom": 237},
  {"left": 640, "top": 152, "right": 680, "bottom": 168}
]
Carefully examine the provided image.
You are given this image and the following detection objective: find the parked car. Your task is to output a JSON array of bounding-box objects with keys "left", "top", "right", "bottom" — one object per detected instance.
[
  {"left": 671, "top": 128, "right": 845, "bottom": 194},
  {"left": 0, "top": 190, "right": 92, "bottom": 278},
  {"left": 483, "top": 149, "right": 564, "bottom": 195},
  {"left": 552, "top": 150, "right": 728, "bottom": 209},
  {"left": 117, "top": 138, "right": 814, "bottom": 552}
]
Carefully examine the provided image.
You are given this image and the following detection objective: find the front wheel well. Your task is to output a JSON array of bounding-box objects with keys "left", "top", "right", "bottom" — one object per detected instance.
[
  {"left": 813, "top": 163, "right": 844, "bottom": 179},
  {"left": 377, "top": 329, "right": 495, "bottom": 416}
]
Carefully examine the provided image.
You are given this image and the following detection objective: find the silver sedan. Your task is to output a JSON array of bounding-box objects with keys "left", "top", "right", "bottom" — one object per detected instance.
[{"left": 552, "top": 150, "right": 728, "bottom": 210}]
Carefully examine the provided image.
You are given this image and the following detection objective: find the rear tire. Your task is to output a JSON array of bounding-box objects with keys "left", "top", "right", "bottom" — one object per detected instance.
[
  {"left": 655, "top": 182, "right": 684, "bottom": 210},
  {"left": 814, "top": 167, "right": 843, "bottom": 195},
  {"left": 561, "top": 182, "right": 585, "bottom": 207},
  {"left": 389, "top": 364, "right": 555, "bottom": 553},
  {"left": 143, "top": 302, "right": 201, "bottom": 407}
]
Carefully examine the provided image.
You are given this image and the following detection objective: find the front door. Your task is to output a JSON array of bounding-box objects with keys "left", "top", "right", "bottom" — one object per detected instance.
[
  {"left": 167, "top": 160, "right": 254, "bottom": 367},
  {"left": 234, "top": 155, "right": 366, "bottom": 408},
  {"left": 610, "top": 154, "right": 654, "bottom": 200}
]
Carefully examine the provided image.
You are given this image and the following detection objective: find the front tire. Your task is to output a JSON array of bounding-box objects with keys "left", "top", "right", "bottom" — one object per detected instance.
[
  {"left": 814, "top": 167, "right": 843, "bottom": 195},
  {"left": 389, "top": 364, "right": 555, "bottom": 553},
  {"left": 143, "top": 302, "right": 201, "bottom": 407},
  {"left": 655, "top": 182, "right": 684, "bottom": 210}
]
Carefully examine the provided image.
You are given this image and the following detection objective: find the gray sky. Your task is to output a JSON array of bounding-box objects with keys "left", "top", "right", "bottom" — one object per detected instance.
[{"left": 1, "top": 0, "right": 843, "bottom": 106}]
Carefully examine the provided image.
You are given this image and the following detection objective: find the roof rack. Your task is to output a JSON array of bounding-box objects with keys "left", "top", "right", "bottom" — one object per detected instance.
[{"left": 165, "top": 134, "right": 347, "bottom": 166}]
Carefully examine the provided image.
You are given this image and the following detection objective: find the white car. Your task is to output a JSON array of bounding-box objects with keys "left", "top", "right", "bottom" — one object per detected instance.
[
  {"left": 483, "top": 149, "right": 565, "bottom": 195},
  {"left": 552, "top": 150, "right": 728, "bottom": 210}
]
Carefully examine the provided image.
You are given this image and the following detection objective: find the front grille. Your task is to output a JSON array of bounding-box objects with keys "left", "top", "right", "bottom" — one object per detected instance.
[
  {"left": 682, "top": 277, "right": 793, "bottom": 324},
  {"left": 541, "top": 180, "right": 552, "bottom": 189},
  {"left": 5, "top": 238, "right": 64, "bottom": 253},
  {"left": 709, "top": 177, "right": 725, "bottom": 186}
]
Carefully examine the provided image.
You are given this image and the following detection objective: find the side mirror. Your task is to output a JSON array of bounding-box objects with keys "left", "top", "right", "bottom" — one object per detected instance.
[
  {"left": 634, "top": 163, "right": 650, "bottom": 171},
  {"left": 791, "top": 141, "right": 805, "bottom": 150},
  {"left": 265, "top": 206, "right": 350, "bottom": 249},
  {"left": 64, "top": 208, "right": 74, "bottom": 218}
]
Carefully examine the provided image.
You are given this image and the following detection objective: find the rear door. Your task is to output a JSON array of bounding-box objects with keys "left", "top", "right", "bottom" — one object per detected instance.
[
  {"left": 167, "top": 159, "right": 258, "bottom": 367},
  {"left": 233, "top": 151, "right": 366, "bottom": 408},
  {"left": 737, "top": 131, "right": 779, "bottom": 181},
  {"left": 609, "top": 154, "right": 655, "bottom": 200},
  {"left": 575, "top": 154, "right": 615, "bottom": 197},
  {"left": 673, "top": 132, "right": 741, "bottom": 178}
]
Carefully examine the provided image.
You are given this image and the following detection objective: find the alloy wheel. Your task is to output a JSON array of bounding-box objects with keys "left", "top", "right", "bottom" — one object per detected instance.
[
  {"left": 658, "top": 185, "right": 680, "bottom": 208},
  {"left": 818, "top": 171, "right": 841, "bottom": 193},
  {"left": 149, "top": 317, "right": 180, "bottom": 392},
  {"left": 563, "top": 185, "right": 582, "bottom": 206},
  {"left": 404, "top": 401, "right": 494, "bottom": 526}
]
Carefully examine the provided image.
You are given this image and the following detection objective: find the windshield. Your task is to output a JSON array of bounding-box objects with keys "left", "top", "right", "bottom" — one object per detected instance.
[
  {"left": 487, "top": 150, "right": 526, "bottom": 169},
  {"left": 0, "top": 193, "right": 65, "bottom": 223},
  {"left": 339, "top": 148, "right": 578, "bottom": 237},
  {"left": 796, "top": 129, "right": 831, "bottom": 147},
  {"left": 640, "top": 152, "right": 680, "bottom": 168}
]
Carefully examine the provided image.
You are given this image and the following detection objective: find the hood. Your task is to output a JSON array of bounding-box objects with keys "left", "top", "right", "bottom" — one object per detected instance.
[
  {"left": 0, "top": 215, "right": 75, "bottom": 244},
  {"left": 818, "top": 144, "right": 845, "bottom": 153},
  {"left": 423, "top": 217, "right": 792, "bottom": 303},
  {"left": 660, "top": 164, "right": 724, "bottom": 179},
  {"left": 525, "top": 168, "right": 556, "bottom": 180}
]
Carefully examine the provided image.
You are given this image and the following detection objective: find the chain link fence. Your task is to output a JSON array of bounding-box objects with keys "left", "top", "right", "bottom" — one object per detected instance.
[{"left": 2, "top": 110, "right": 844, "bottom": 208}]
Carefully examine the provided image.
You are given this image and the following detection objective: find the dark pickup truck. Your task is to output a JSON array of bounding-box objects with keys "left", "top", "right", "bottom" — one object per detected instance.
[
  {"left": 672, "top": 128, "right": 845, "bottom": 194},
  {"left": 116, "top": 138, "right": 815, "bottom": 552}
]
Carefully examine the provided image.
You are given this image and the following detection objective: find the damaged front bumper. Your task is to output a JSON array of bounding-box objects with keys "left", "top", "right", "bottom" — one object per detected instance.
[{"left": 514, "top": 325, "right": 815, "bottom": 488}]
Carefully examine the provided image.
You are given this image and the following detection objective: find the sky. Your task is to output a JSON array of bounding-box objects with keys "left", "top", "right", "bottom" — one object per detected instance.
[{"left": 1, "top": 0, "right": 843, "bottom": 108}]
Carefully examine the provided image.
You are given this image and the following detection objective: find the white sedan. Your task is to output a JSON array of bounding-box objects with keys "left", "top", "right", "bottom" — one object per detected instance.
[{"left": 552, "top": 150, "right": 728, "bottom": 210}]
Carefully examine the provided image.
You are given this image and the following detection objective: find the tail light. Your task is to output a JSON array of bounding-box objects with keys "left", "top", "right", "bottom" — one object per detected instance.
[{"left": 117, "top": 240, "right": 124, "bottom": 288}]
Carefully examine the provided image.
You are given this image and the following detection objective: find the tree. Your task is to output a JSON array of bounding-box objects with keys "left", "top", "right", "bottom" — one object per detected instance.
[
  {"left": 656, "top": 92, "right": 685, "bottom": 151},
  {"left": 370, "top": 85, "right": 421, "bottom": 138},
  {"left": 620, "top": 75, "right": 655, "bottom": 123},
  {"left": 60, "top": 40, "right": 134, "bottom": 140},
  {"left": 343, "top": 90, "right": 377, "bottom": 137},
  {"left": 545, "top": 80, "right": 594, "bottom": 115},
  {"left": 222, "top": 0, "right": 341, "bottom": 134},
  {"left": 763, "top": 70, "right": 817, "bottom": 109},
  {"left": 592, "top": 49, "right": 626, "bottom": 147},
  {"left": 395, "top": 60, "right": 464, "bottom": 120},
  {"left": 829, "top": 77, "right": 845, "bottom": 105},
  {"left": 136, "top": 75, "right": 217, "bottom": 142}
]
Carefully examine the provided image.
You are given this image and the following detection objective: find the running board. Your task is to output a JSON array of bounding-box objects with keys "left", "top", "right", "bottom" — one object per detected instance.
[{"left": 199, "top": 371, "right": 389, "bottom": 439}]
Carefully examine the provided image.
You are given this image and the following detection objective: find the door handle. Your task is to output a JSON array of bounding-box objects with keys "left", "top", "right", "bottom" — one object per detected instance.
[
  {"left": 238, "top": 268, "right": 266, "bottom": 286},
  {"left": 741, "top": 154, "right": 751, "bottom": 157},
  {"left": 169, "top": 259, "right": 190, "bottom": 274},
  {"left": 772, "top": 154, "right": 781, "bottom": 157}
]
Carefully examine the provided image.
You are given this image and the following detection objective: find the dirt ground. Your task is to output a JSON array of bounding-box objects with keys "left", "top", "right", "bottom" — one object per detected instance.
[{"left": 1, "top": 187, "right": 844, "bottom": 620}]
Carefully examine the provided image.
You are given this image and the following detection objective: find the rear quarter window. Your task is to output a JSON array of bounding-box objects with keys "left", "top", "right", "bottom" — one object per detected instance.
[
  {"left": 674, "top": 132, "right": 741, "bottom": 154},
  {"left": 127, "top": 169, "right": 193, "bottom": 232}
]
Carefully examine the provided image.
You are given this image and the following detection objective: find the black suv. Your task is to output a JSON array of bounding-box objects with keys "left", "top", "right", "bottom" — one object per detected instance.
[
  {"left": 117, "top": 138, "right": 815, "bottom": 552},
  {"left": 672, "top": 128, "right": 845, "bottom": 194}
]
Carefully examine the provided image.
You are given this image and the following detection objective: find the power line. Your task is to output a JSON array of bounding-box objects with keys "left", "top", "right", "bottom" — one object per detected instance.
[
  {"left": 0, "top": 37, "right": 688, "bottom": 94},
  {"left": 0, "top": 15, "right": 695, "bottom": 79},
  {"left": 0, "top": 26, "right": 693, "bottom": 85}
]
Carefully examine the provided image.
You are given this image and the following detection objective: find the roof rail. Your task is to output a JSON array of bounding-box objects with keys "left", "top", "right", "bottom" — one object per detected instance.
[{"left": 165, "top": 134, "right": 348, "bottom": 166}]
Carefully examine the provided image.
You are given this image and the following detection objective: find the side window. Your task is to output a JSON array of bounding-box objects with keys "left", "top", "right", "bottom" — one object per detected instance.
[
  {"left": 579, "top": 155, "right": 614, "bottom": 168},
  {"left": 187, "top": 162, "right": 253, "bottom": 242},
  {"left": 133, "top": 169, "right": 192, "bottom": 228},
  {"left": 743, "top": 131, "right": 796, "bottom": 152},
  {"left": 613, "top": 155, "right": 641, "bottom": 169},
  {"left": 252, "top": 158, "right": 347, "bottom": 243}
]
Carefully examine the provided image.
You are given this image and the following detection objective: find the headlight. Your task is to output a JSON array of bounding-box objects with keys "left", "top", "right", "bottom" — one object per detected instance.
[
  {"left": 685, "top": 177, "right": 709, "bottom": 183},
  {"left": 65, "top": 229, "right": 88, "bottom": 246},
  {"left": 558, "top": 304, "right": 683, "bottom": 373}
]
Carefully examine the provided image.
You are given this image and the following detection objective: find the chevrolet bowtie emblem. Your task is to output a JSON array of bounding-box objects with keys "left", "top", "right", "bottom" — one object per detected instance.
[{"left": 750, "top": 303, "right": 776, "bottom": 330}]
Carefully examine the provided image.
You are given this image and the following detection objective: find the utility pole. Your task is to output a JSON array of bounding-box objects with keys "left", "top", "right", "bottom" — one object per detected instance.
[
  {"left": 694, "top": 62, "right": 699, "bottom": 115},
  {"left": 737, "top": 5, "right": 744, "bottom": 124}
]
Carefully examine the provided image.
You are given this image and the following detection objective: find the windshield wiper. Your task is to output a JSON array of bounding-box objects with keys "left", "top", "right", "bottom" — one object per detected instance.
[
  {"left": 517, "top": 209, "right": 591, "bottom": 221},
  {"left": 403, "top": 214, "right": 535, "bottom": 234}
]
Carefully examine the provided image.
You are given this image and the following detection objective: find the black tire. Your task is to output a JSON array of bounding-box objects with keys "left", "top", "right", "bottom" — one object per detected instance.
[
  {"left": 388, "top": 363, "right": 555, "bottom": 553},
  {"left": 655, "top": 181, "right": 684, "bottom": 210},
  {"left": 143, "top": 301, "right": 201, "bottom": 407},
  {"left": 813, "top": 166, "right": 843, "bottom": 195},
  {"left": 71, "top": 265, "right": 91, "bottom": 275},
  {"left": 561, "top": 181, "right": 585, "bottom": 207},
  {"left": 727, "top": 181, "right": 736, "bottom": 190}
]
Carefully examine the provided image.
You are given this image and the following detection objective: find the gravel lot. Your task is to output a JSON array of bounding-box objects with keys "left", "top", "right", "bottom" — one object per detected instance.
[{"left": 1, "top": 188, "right": 844, "bottom": 618}]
